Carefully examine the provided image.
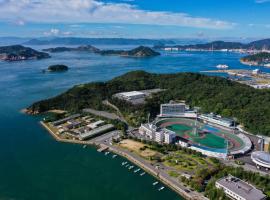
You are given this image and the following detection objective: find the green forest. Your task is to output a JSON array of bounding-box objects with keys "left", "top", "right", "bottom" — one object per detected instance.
[
  {"left": 28, "top": 70, "right": 270, "bottom": 136},
  {"left": 241, "top": 52, "right": 270, "bottom": 63}
]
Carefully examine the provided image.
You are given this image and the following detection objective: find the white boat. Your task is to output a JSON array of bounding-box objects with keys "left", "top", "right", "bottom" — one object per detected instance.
[
  {"left": 158, "top": 186, "right": 165, "bottom": 191},
  {"left": 104, "top": 152, "right": 110, "bottom": 156},
  {"left": 129, "top": 166, "right": 134, "bottom": 170},
  {"left": 121, "top": 161, "right": 127, "bottom": 166},
  {"left": 112, "top": 155, "right": 117, "bottom": 158},
  {"left": 126, "top": 164, "right": 130, "bottom": 168},
  {"left": 140, "top": 172, "right": 145, "bottom": 176},
  {"left": 134, "top": 169, "right": 141, "bottom": 173},
  {"left": 153, "top": 181, "right": 159, "bottom": 186},
  {"left": 216, "top": 64, "right": 229, "bottom": 69}
]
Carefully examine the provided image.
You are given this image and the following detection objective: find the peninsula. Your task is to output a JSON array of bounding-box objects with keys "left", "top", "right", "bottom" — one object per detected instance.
[
  {"left": 240, "top": 52, "right": 270, "bottom": 66},
  {"left": 0, "top": 45, "right": 50, "bottom": 61},
  {"left": 27, "top": 70, "right": 270, "bottom": 136},
  {"left": 27, "top": 71, "right": 270, "bottom": 200}
]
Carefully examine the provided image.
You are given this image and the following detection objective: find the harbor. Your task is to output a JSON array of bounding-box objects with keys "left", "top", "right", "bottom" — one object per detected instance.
[
  {"left": 40, "top": 119, "right": 207, "bottom": 200},
  {"left": 201, "top": 69, "right": 270, "bottom": 89}
]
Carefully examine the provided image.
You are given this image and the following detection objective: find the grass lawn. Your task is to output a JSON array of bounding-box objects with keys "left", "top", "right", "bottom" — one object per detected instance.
[{"left": 163, "top": 151, "right": 213, "bottom": 173}]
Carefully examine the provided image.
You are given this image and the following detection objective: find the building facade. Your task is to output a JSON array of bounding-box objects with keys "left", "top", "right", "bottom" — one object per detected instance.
[{"left": 160, "top": 103, "right": 186, "bottom": 116}]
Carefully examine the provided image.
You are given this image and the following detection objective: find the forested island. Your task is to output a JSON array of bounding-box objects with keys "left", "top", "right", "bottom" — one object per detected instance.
[
  {"left": 0, "top": 45, "right": 50, "bottom": 61},
  {"left": 99, "top": 46, "right": 160, "bottom": 57},
  {"left": 27, "top": 71, "right": 270, "bottom": 136},
  {"left": 46, "top": 64, "right": 69, "bottom": 72},
  {"left": 240, "top": 52, "right": 270, "bottom": 66},
  {"left": 43, "top": 45, "right": 100, "bottom": 53}
]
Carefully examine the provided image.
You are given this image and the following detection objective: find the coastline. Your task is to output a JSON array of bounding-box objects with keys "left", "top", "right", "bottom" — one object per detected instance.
[{"left": 39, "top": 121, "right": 207, "bottom": 200}]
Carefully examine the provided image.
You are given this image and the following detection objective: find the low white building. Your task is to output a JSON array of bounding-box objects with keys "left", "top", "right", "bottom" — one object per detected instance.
[
  {"left": 117, "top": 91, "right": 145, "bottom": 101},
  {"left": 87, "top": 120, "right": 104, "bottom": 129},
  {"left": 199, "top": 113, "right": 234, "bottom": 128},
  {"left": 216, "top": 175, "right": 266, "bottom": 200}
]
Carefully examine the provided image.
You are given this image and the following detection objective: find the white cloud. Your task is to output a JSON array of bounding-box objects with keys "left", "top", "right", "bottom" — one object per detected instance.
[
  {"left": 0, "top": 0, "right": 235, "bottom": 29},
  {"left": 43, "top": 28, "right": 73, "bottom": 36}
]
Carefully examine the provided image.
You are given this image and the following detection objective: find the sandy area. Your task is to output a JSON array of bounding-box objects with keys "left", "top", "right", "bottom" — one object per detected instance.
[{"left": 119, "top": 139, "right": 157, "bottom": 158}]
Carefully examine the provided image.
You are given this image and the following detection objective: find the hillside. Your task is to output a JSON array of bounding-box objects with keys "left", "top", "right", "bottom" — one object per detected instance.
[
  {"left": 27, "top": 71, "right": 270, "bottom": 136},
  {"left": 0, "top": 45, "right": 50, "bottom": 61}
]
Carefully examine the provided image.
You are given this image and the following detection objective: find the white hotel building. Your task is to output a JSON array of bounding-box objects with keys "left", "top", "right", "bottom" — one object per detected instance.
[{"left": 139, "top": 124, "right": 176, "bottom": 144}]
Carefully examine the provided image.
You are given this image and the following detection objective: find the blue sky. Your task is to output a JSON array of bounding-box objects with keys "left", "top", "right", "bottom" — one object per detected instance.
[{"left": 0, "top": 0, "right": 270, "bottom": 39}]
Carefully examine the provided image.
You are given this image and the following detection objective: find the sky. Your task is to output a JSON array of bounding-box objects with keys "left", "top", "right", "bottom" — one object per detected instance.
[{"left": 0, "top": 0, "right": 270, "bottom": 39}]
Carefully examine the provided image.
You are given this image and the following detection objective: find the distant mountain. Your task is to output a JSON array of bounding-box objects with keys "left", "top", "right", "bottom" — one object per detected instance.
[
  {"left": 179, "top": 41, "right": 244, "bottom": 50},
  {"left": 99, "top": 46, "right": 160, "bottom": 57},
  {"left": 24, "top": 37, "right": 175, "bottom": 46},
  {"left": 155, "top": 38, "right": 270, "bottom": 50},
  {"left": 43, "top": 45, "right": 100, "bottom": 53},
  {"left": 0, "top": 37, "right": 32, "bottom": 46},
  {"left": 0, "top": 45, "right": 50, "bottom": 61},
  {"left": 246, "top": 38, "right": 270, "bottom": 50}
]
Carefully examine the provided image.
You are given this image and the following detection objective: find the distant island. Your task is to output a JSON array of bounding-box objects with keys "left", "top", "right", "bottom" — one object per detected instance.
[
  {"left": 240, "top": 52, "right": 270, "bottom": 66},
  {"left": 99, "top": 46, "right": 160, "bottom": 57},
  {"left": 46, "top": 64, "right": 69, "bottom": 72},
  {"left": 27, "top": 70, "right": 270, "bottom": 136},
  {"left": 154, "top": 38, "right": 270, "bottom": 51},
  {"left": 0, "top": 45, "right": 50, "bottom": 61},
  {"left": 43, "top": 45, "right": 100, "bottom": 53},
  {"left": 43, "top": 45, "right": 160, "bottom": 58}
]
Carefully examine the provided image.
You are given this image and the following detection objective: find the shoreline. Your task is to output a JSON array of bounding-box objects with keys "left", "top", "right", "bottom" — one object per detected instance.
[{"left": 40, "top": 121, "right": 207, "bottom": 200}]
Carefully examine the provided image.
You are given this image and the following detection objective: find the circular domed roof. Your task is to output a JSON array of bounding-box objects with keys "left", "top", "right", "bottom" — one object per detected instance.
[{"left": 251, "top": 151, "right": 270, "bottom": 168}]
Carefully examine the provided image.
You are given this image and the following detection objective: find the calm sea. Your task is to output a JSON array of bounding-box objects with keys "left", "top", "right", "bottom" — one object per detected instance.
[{"left": 0, "top": 45, "right": 267, "bottom": 200}]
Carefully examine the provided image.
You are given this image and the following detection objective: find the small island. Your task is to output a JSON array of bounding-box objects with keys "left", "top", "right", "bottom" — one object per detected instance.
[
  {"left": 99, "top": 46, "right": 160, "bottom": 57},
  {"left": 46, "top": 64, "right": 69, "bottom": 72},
  {"left": 43, "top": 45, "right": 100, "bottom": 53},
  {"left": 0, "top": 45, "right": 50, "bottom": 61},
  {"left": 240, "top": 52, "right": 270, "bottom": 66}
]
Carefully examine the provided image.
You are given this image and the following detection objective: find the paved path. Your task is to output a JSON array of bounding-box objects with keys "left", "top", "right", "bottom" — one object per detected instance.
[
  {"left": 83, "top": 108, "right": 121, "bottom": 120},
  {"left": 95, "top": 136, "right": 208, "bottom": 200},
  {"left": 102, "top": 100, "right": 128, "bottom": 124}
]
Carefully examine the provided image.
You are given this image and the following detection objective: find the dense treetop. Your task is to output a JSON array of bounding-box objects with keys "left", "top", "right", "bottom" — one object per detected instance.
[{"left": 28, "top": 70, "right": 270, "bottom": 136}]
